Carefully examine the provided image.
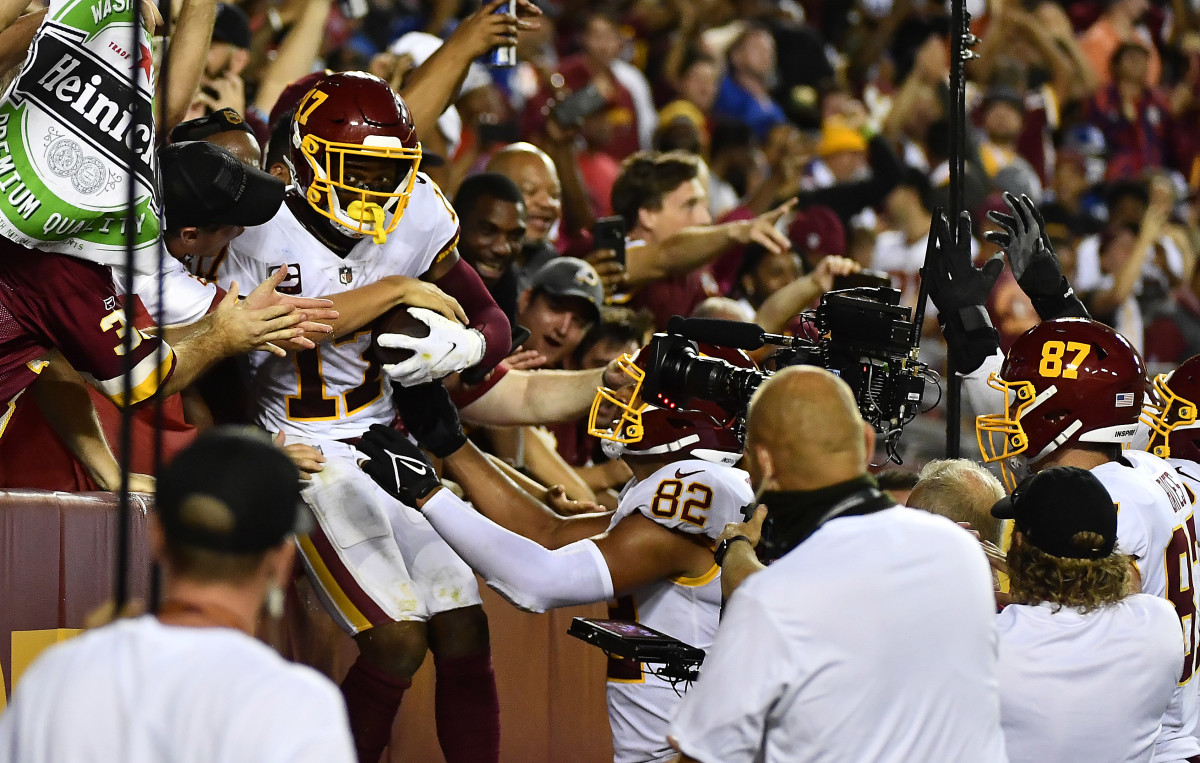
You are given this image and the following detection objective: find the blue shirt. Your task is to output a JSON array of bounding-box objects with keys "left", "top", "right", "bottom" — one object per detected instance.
[{"left": 713, "top": 75, "right": 787, "bottom": 139}]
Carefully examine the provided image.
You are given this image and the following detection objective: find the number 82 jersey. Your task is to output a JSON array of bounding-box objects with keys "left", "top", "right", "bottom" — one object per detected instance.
[{"left": 605, "top": 459, "right": 754, "bottom": 651}]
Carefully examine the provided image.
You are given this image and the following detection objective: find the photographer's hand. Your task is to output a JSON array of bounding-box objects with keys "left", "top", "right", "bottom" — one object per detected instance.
[
  {"left": 717, "top": 505, "right": 768, "bottom": 601},
  {"left": 924, "top": 211, "right": 1003, "bottom": 374}
]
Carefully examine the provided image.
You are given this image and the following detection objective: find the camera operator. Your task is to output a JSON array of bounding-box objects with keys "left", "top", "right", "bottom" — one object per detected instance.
[{"left": 668, "top": 366, "right": 1006, "bottom": 763}]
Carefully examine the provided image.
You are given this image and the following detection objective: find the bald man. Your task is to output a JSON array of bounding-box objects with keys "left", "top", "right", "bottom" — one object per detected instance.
[
  {"left": 487, "top": 143, "right": 564, "bottom": 285},
  {"left": 668, "top": 368, "right": 1006, "bottom": 763}
]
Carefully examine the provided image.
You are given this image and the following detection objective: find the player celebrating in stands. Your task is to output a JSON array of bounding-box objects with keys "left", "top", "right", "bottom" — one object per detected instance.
[
  {"left": 927, "top": 202, "right": 1200, "bottom": 761},
  {"left": 355, "top": 346, "right": 757, "bottom": 763},
  {"left": 213, "top": 72, "right": 510, "bottom": 763}
]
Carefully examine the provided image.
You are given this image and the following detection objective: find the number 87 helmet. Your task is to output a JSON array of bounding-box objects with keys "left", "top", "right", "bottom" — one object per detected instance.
[{"left": 977, "top": 318, "right": 1146, "bottom": 489}]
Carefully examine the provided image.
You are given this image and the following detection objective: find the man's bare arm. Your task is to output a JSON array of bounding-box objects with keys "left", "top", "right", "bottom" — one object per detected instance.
[
  {"left": 31, "top": 354, "right": 154, "bottom": 492},
  {"left": 251, "top": 0, "right": 332, "bottom": 117},
  {"left": 626, "top": 201, "right": 795, "bottom": 286},
  {"left": 0, "top": 10, "right": 45, "bottom": 75},
  {"left": 401, "top": 0, "right": 534, "bottom": 136},
  {"left": 158, "top": 0, "right": 217, "bottom": 136},
  {"left": 461, "top": 366, "right": 604, "bottom": 426},
  {"left": 443, "top": 439, "right": 612, "bottom": 548},
  {"left": 308, "top": 275, "right": 466, "bottom": 342}
]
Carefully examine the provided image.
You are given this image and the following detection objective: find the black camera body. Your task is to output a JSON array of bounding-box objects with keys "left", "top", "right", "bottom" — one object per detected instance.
[{"left": 641, "top": 287, "right": 933, "bottom": 462}]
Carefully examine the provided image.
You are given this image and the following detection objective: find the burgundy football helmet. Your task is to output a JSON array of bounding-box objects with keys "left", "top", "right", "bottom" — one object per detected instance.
[
  {"left": 587, "top": 344, "right": 749, "bottom": 465},
  {"left": 977, "top": 318, "right": 1146, "bottom": 488},
  {"left": 288, "top": 71, "right": 422, "bottom": 243},
  {"left": 1142, "top": 355, "right": 1200, "bottom": 462}
]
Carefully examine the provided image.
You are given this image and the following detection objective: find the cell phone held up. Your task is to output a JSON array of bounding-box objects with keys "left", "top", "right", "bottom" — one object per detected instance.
[
  {"left": 593, "top": 215, "right": 626, "bottom": 267},
  {"left": 486, "top": 0, "right": 517, "bottom": 67},
  {"left": 550, "top": 83, "right": 608, "bottom": 128}
]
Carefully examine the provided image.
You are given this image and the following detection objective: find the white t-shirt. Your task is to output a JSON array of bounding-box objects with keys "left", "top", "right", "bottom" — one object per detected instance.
[
  {"left": 996, "top": 596, "right": 1182, "bottom": 763},
  {"left": 669, "top": 507, "right": 1007, "bottom": 763},
  {"left": 0, "top": 616, "right": 354, "bottom": 763},
  {"left": 116, "top": 255, "right": 219, "bottom": 327}
]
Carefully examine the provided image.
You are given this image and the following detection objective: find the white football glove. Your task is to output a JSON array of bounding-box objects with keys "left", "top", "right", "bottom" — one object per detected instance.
[{"left": 379, "top": 307, "right": 485, "bottom": 387}]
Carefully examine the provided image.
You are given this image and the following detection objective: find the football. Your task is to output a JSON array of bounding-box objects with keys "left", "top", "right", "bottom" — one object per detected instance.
[{"left": 369, "top": 306, "right": 429, "bottom": 366}]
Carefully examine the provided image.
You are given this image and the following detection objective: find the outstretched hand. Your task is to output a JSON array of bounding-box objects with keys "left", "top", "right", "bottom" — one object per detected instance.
[
  {"left": 448, "top": 0, "right": 541, "bottom": 60},
  {"left": 243, "top": 266, "right": 339, "bottom": 353}
]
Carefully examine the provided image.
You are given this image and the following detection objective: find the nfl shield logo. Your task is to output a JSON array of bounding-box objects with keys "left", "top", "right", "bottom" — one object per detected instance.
[{"left": 339, "top": 266, "right": 353, "bottom": 285}]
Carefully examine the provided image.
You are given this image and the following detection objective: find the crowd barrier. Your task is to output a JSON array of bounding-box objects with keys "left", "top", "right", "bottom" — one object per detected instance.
[{"left": 0, "top": 490, "right": 614, "bottom": 761}]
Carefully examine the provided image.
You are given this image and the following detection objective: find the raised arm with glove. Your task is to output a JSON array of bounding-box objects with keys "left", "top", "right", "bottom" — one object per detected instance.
[
  {"left": 984, "top": 192, "right": 1089, "bottom": 321},
  {"left": 924, "top": 211, "right": 1004, "bottom": 375}
]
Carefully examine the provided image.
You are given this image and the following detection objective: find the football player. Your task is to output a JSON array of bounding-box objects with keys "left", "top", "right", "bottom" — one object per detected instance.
[
  {"left": 356, "top": 347, "right": 757, "bottom": 763},
  {"left": 213, "top": 72, "right": 511, "bottom": 763},
  {"left": 926, "top": 206, "right": 1200, "bottom": 761}
]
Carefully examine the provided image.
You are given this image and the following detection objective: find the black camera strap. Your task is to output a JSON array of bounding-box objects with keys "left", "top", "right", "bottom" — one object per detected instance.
[{"left": 757, "top": 476, "right": 894, "bottom": 562}]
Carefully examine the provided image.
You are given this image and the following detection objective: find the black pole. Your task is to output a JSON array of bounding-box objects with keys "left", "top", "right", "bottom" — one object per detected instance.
[
  {"left": 944, "top": 0, "right": 977, "bottom": 459},
  {"left": 115, "top": 0, "right": 145, "bottom": 610}
]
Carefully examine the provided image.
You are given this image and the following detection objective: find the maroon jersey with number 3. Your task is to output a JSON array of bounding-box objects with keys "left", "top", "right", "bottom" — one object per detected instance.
[{"left": 0, "top": 241, "right": 176, "bottom": 430}]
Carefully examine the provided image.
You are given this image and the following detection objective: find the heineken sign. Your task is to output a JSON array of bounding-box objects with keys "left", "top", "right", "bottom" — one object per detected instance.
[{"left": 0, "top": 0, "right": 159, "bottom": 272}]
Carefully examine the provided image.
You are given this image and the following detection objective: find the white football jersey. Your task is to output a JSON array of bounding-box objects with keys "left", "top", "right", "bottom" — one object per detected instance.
[
  {"left": 1096, "top": 449, "right": 1200, "bottom": 759},
  {"left": 603, "top": 459, "right": 754, "bottom": 763},
  {"left": 215, "top": 180, "right": 459, "bottom": 440},
  {"left": 996, "top": 596, "right": 1183, "bottom": 763}
]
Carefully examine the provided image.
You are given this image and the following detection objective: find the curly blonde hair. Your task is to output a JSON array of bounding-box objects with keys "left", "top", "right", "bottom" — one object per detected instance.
[{"left": 1007, "top": 533, "right": 1130, "bottom": 613}]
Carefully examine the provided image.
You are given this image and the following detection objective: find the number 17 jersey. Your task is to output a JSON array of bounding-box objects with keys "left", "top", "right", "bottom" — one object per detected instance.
[{"left": 215, "top": 183, "right": 459, "bottom": 440}]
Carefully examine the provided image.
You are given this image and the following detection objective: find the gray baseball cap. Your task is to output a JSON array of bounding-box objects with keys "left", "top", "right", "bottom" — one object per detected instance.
[{"left": 528, "top": 257, "right": 605, "bottom": 322}]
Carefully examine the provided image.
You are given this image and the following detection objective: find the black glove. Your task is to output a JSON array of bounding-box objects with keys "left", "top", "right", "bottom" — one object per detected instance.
[
  {"left": 392, "top": 381, "right": 467, "bottom": 458},
  {"left": 985, "top": 192, "right": 1089, "bottom": 320},
  {"left": 358, "top": 424, "right": 442, "bottom": 505},
  {"left": 924, "top": 211, "right": 1003, "bottom": 373}
]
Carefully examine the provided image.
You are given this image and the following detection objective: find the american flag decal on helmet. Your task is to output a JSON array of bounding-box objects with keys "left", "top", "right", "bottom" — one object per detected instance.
[{"left": 1115, "top": 393, "right": 1135, "bottom": 407}]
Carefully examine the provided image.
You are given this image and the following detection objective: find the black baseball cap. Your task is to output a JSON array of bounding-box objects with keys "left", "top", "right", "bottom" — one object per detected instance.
[
  {"left": 157, "top": 427, "right": 308, "bottom": 554},
  {"left": 528, "top": 257, "right": 605, "bottom": 321},
  {"left": 991, "top": 466, "right": 1117, "bottom": 559},
  {"left": 170, "top": 108, "right": 256, "bottom": 144},
  {"left": 161, "top": 141, "right": 285, "bottom": 231},
  {"left": 212, "top": 3, "right": 251, "bottom": 49}
]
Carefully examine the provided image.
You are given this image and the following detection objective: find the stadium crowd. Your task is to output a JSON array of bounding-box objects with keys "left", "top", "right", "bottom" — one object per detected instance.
[{"left": 3, "top": 0, "right": 1200, "bottom": 761}]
